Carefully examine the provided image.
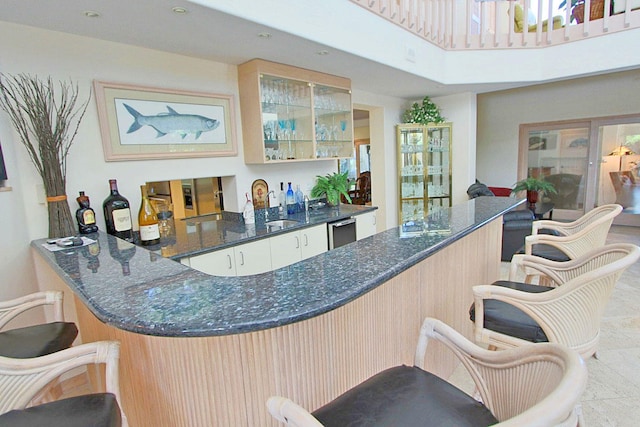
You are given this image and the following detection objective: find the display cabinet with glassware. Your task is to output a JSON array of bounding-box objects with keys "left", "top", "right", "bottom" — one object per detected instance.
[
  {"left": 397, "top": 123, "right": 452, "bottom": 233},
  {"left": 238, "top": 59, "right": 353, "bottom": 164}
]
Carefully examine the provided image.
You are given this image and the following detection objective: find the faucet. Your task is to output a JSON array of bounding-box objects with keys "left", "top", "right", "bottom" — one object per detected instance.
[{"left": 265, "top": 190, "right": 276, "bottom": 221}]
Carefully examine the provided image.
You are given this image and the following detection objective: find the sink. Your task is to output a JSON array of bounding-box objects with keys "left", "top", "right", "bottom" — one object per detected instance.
[{"left": 265, "top": 219, "right": 299, "bottom": 231}]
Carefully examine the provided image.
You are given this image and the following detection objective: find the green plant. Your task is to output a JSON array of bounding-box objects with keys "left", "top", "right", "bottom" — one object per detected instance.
[
  {"left": 310, "top": 171, "right": 352, "bottom": 206},
  {"left": 512, "top": 177, "right": 557, "bottom": 195},
  {"left": 402, "top": 96, "right": 445, "bottom": 124}
]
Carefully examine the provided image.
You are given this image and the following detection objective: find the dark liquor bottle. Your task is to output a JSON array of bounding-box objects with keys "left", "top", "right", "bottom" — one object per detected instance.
[
  {"left": 76, "top": 191, "right": 98, "bottom": 234},
  {"left": 102, "top": 179, "right": 133, "bottom": 242},
  {"left": 138, "top": 185, "right": 160, "bottom": 246}
]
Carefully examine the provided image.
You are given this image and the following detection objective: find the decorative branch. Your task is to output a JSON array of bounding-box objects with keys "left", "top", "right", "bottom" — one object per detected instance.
[{"left": 0, "top": 74, "right": 91, "bottom": 237}]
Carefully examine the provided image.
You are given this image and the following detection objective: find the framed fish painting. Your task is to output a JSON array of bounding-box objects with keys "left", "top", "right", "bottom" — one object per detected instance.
[{"left": 94, "top": 81, "right": 237, "bottom": 161}]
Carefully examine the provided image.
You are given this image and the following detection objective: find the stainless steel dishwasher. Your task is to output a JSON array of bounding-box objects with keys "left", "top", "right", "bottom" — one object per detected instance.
[{"left": 327, "top": 217, "right": 357, "bottom": 249}]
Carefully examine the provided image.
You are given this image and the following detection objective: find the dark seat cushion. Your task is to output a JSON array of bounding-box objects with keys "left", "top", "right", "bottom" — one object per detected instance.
[
  {"left": 0, "top": 393, "right": 121, "bottom": 427},
  {"left": 0, "top": 322, "right": 78, "bottom": 358},
  {"left": 531, "top": 244, "right": 571, "bottom": 262},
  {"left": 469, "top": 280, "right": 553, "bottom": 343},
  {"left": 311, "top": 365, "right": 498, "bottom": 427}
]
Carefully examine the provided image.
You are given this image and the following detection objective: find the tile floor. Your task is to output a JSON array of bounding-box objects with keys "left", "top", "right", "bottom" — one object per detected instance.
[
  {"left": 450, "top": 225, "right": 640, "bottom": 426},
  {"left": 580, "top": 225, "right": 640, "bottom": 426}
]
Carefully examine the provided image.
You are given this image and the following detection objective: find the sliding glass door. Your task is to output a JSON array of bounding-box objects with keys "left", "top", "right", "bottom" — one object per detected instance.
[
  {"left": 520, "top": 115, "right": 640, "bottom": 226},
  {"left": 595, "top": 118, "right": 640, "bottom": 226},
  {"left": 520, "top": 122, "right": 591, "bottom": 220}
]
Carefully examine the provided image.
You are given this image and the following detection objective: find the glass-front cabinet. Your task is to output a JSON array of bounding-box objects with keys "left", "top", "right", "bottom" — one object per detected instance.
[
  {"left": 397, "top": 123, "right": 452, "bottom": 231},
  {"left": 238, "top": 59, "right": 353, "bottom": 164}
]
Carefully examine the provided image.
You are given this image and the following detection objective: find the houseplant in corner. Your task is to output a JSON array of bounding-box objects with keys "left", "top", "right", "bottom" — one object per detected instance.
[
  {"left": 311, "top": 171, "right": 352, "bottom": 207},
  {"left": 512, "top": 177, "right": 557, "bottom": 209}
]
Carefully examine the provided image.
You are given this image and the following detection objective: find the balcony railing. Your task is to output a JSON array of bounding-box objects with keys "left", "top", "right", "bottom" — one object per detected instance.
[{"left": 350, "top": 0, "right": 640, "bottom": 49}]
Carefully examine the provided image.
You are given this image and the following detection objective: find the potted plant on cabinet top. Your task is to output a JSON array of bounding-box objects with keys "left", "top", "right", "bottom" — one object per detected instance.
[
  {"left": 512, "top": 177, "right": 557, "bottom": 209},
  {"left": 311, "top": 171, "right": 352, "bottom": 207},
  {"left": 402, "top": 96, "right": 446, "bottom": 125}
]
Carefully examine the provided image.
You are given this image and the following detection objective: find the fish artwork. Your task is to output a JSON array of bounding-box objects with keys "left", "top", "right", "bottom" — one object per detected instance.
[{"left": 123, "top": 104, "right": 219, "bottom": 140}]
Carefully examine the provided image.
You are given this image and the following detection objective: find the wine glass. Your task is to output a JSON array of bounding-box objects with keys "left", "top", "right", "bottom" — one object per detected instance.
[{"left": 340, "top": 120, "right": 347, "bottom": 140}]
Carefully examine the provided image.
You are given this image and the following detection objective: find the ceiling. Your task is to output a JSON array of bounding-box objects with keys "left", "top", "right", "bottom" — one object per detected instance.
[{"left": 0, "top": 0, "right": 546, "bottom": 99}]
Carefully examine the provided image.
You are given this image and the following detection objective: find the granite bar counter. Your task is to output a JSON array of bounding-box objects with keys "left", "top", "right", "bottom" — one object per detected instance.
[{"left": 32, "top": 196, "right": 523, "bottom": 427}]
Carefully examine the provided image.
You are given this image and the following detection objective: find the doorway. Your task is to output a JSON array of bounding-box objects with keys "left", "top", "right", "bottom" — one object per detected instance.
[
  {"left": 339, "top": 109, "right": 372, "bottom": 205},
  {"left": 520, "top": 114, "right": 640, "bottom": 226}
]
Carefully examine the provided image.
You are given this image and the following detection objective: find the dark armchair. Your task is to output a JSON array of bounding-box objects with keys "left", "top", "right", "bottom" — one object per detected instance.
[
  {"left": 544, "top": 173, "right": 582, "bottom": 209},
  {"left": 349, "top": 171, "right": 370, "bottom": 205},
  {"left": 501, "top": 209, "right": 534, "bottom": 261}
]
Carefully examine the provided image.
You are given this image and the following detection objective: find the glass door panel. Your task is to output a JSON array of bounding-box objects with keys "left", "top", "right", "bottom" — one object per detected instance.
[
  {"left": 526, "top": 126, "right": 590, "bottom": 219},
  {"left": 597, "top": 122, "right": 640, "bottom": 225}
]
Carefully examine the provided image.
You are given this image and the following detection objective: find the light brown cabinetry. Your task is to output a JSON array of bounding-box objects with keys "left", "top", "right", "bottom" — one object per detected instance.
[{"left": 238, "top": 59, "right": 353, "bottom": 164}]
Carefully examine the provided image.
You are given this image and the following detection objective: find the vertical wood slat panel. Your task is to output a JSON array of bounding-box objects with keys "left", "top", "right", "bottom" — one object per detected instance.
[{"left": 59, "top": 218, "right": 502, "bottom": 427}]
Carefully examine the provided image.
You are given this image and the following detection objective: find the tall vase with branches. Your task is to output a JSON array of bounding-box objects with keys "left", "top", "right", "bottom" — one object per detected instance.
[{"left": 0, "top": 74, "right": 90, "bottom": 238}]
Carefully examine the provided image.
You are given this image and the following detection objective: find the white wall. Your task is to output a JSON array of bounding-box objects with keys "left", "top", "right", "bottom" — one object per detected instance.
[{"left": 477, "top": 69, "right": 640, "bottom": 188}]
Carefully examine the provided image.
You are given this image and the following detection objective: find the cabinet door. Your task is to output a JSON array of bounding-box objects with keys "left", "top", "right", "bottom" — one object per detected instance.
[
  {"left": 269, "top": 232, "right": 303, "bottom": 270},
  {"left": 187, "top": 247, "right": 236, "bottom": 276},
  {"left": 234, "top": 239, "right": 272, "bottom": 276},
  {"left": 356, "top": 211, "right": 377, "bottom": 240},
  {"left": 300, "top": 224, "right": 328, "bottom": 260},
  {"left": 426, "top": 123, "right": 452, "bottom": 212},
  {"left": 397, "top": 124, "right": 427, "bottom": 225},
  {"left": 313, "top": 84, "right": 353, "bottom": 160}
]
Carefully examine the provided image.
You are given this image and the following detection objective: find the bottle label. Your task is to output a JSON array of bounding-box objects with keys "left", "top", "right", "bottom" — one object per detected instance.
[
  {"left": 140, "top": 224, "right": 160, "bottom": 241},
  {"left": 112, "top": 208, "right": 132, "bottom": 232},
  {"left": 83, "top": 210, "right": 96, "bottom": 225}
]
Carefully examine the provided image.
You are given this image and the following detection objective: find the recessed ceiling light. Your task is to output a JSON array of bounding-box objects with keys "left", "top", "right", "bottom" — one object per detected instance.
[
  {"left": 172, "top": 6, "right": 188, "bottom": 14},
  {"left": 258, "top": 32, "right": 272, "bottom": 39},
  {"left": 83, "top": 11, "right": 100, "bottom": 18},
  {"left": 316, "top": 50, "right": 330, "bottom": 56}
]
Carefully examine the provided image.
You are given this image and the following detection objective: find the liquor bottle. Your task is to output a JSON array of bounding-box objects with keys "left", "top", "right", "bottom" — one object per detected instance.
[
  {"left": 295, "top": 185, "right": 304, "bottom": 212},
  {"left": 286, "top": 182, "right": 295, "bottom": 215},
  {"left": 278, "top": 182, "right": 287, "bottom": 217},
  {"left": 75, "top": 191, "right": 98, "bottom": 234},
  {"left": 138, "top": 184, "right": 160, "bottom": 246},
  {"left": 103, "top": 179, "right": 133, "bottom": 242}
]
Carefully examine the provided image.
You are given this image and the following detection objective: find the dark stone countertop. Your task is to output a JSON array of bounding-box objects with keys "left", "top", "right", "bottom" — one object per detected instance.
[{"left": 31, "top": 197, "right": 523, "bottom": 338}]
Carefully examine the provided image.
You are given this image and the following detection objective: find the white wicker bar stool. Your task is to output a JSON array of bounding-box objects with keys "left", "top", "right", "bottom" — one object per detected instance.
[
  {"left": 0, "top": 290, "right": 78, "bottom": 358},
  {"left": 0, "top": 340, "right": 128, "bottom": 427},
  {"left": 267, "top": 317, "right": 587, "bottom": 427}
]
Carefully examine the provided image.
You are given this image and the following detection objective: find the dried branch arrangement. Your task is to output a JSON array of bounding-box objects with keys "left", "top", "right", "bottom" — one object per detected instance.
[{"left": 0, "top": 74, "right": 90, "bottom": 237}]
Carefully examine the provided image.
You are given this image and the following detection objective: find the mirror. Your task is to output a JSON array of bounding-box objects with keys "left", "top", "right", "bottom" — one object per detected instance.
[{"left": 147, "top": 177, "right": 223, "bottom": 220}]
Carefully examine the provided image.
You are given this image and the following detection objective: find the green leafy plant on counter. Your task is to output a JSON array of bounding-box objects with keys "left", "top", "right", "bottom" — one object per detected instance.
[
  {"left": 310, "top": 171, "right": 352, "bottom": 206},
  {"left": 402, "top": 96, "right": 445, "bottom": 124}
]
